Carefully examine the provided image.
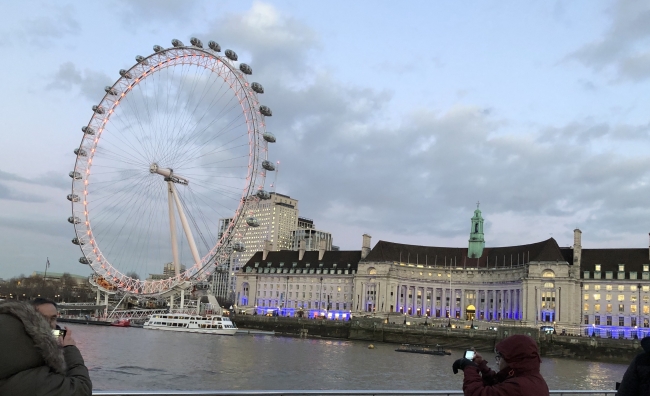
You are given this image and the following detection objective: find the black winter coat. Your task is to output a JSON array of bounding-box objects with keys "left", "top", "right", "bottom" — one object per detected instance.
[
  {"left": 0, "top": 301, "right": 92, "bottom": 396},
  {"left": 617, "top": 337, "right": 650, "bottom": 396}
]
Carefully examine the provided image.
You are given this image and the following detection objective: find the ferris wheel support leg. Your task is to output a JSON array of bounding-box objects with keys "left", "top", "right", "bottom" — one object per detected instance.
[
  {"left": 180, "top": 289, "right": 185, "bottom": 310},
  {"left": 170, "top": 183, "right": 202, "bottom": 268},
  {"left": 167, "top": 182, "right": 181, "bottom": 277}
]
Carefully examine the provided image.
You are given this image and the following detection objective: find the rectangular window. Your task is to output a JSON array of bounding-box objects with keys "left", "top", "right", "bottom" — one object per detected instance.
[
  {"left": 619, "top": 304, "right": 625, "bottom": 313},
  {"left": 618, "top": 295, "right": 625, "bottom": 301},
  {"left": 583, "top": 303, "right": 589, "bottom": 311},
  {"left": 606, "top": 272, "right": 613, "bottom": 279},
  {"left": 644, "top": 286, "right": 650, "bottom": 292},
  {"left": 595, "top": 316, "right": 601, "bottom": 325},
  {"left": 618, "top": 285, "right": 625, "bottom": 291},
  {"left": 645, "top": 265, "right": 650, "bottom": 272},
  {"left": 594, "top": 271, "right": 601, "bottom": 279},
  {"left": 584, "top": 315, "right": 589, "bottom": 324},
  {"left": 619, "top": 264, "right": 625, "bottom": 272},
  {"left": 631, "top": 305, "right": 637, "bottom": 313},
  {"left": 584, "top": 271, "right": 590, "bottom": 279},
  {"left": 631, "top": 285, "right": 638, "bottom": 292},
  {"left": 606, "top": 316, "right": 612, "bottom": 326},
  {"left": 593, "top": 294, "right": 600, "bottom": 300},
  {"left": 632, "top": 317, "right": 637, "bottom": 327},
  {"left": 618, "top": 271, "right": 626, "bottom": 279},
  {"left": 606, "top": 294, "right": 612, "bottom": 301},
  {"left": 584, "top": 294, "right": 589, "bottom": 300},
  {"left": 595, "top": 304, "right": 601, "bottom": 312},
  {"left": 595, "top": 264, "right": 601, "bottom": 271},
  {"left": 606, "top": 304, "right": 612, "bottom": 313},
  {"left": 606, "top": 285, "right": 612, "bottom": 291},
  {"left": 645, "top": 306, "right": 650, "bottom": 315},
  {"left": 595, "top": 285, "right": 601, "bottom": 291},
  {"left": 619, "top": 317, "right": 625, "bottom": 326},
  {"left": 630, "top": 272, "right": 638, "bottom": 280}
]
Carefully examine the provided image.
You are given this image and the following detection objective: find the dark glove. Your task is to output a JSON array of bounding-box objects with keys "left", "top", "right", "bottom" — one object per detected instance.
[{"left": 452, "top": 358, "right": 477, "bottom": 374}]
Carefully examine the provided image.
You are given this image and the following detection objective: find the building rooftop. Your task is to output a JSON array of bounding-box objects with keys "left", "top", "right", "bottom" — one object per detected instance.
[
  {"left": 364, "top": 238, "right": 567, "bottom": 268},
  {"left": 243, "top": 250, "right": 362, "bottom": 270}
]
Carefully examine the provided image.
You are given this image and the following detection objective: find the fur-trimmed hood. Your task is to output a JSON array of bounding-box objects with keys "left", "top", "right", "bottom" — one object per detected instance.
[{"left": 0, "top": 301, "right": 66, "bottom": 374}]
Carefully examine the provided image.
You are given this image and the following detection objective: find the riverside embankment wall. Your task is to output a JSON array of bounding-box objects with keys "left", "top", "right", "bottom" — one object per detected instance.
[{"left": 233, "top": 315, "right": 644, "bottom": 363}]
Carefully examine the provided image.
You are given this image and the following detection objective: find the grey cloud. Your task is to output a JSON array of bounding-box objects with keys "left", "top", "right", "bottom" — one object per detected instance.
[
  {"left": 0, "top": 182, "right": 47, "bottom": 203},
  {"left": 568, "top": 0, "right": 650, "bottom": 81},
  {"left": 46, "top": 62, "right": 112, "bottom": 101},
  {"left": 22, "top": 4, "right": 80, "bottom": 44},
  {"left": 115, "top": 0, "right": 200, "bottom": 28},
  {"left": 0, "top": 170, "right": 69, "bottom": 191}
]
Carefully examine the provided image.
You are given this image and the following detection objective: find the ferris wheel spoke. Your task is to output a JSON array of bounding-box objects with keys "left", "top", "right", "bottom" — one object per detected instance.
[
  {"left": 170, "top": 97, "right": 245, "bottom": 166},
  {"left": 160, "top": 65, "right": 232, "bottom": 166},
  {"left": 167, "top": 79, "right": 244, "bottom": 166}
]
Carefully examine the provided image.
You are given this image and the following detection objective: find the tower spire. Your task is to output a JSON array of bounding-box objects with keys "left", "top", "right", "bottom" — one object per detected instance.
[{"left": 468, "top": 204, "right": 485, "bottom": 259}]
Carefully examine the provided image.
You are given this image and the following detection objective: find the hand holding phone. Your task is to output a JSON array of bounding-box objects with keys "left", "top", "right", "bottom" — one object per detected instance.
[
  {"left": 52, "top": 325, "right": 67, "bottom": 338},
  {"left": 464, "top": 350, "right": 475, "bottom": 360}
]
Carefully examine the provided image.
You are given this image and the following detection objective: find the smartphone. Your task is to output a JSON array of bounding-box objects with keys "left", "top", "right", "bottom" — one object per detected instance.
[
  {"left": 52, "top": 326, "right": 67, "bottom": 338},
  {"left": 464, "top": 350, "right": 475, "bottom": 360}
]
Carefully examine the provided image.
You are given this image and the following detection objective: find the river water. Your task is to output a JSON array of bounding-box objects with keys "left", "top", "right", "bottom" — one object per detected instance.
[{"left": 67, "top": 324, "right": 628, "bottom": 392}]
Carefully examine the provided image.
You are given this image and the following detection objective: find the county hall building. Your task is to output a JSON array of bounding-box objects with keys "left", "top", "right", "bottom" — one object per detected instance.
[{"left": 235, "top": 208, "right": 650, "bottom": 337}]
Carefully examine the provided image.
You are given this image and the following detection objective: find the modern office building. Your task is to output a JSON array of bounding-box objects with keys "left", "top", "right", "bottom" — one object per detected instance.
[
  {"left": 214, "top": 192, "right": 299, "bottom": 301},
  {"left": 291, "top": 229, "right": 333, "bottom": 251}
]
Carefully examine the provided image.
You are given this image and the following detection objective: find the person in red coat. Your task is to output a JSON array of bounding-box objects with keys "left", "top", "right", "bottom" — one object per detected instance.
[{"left": 452, "top": 334, "right": 550, "bottom": 396}]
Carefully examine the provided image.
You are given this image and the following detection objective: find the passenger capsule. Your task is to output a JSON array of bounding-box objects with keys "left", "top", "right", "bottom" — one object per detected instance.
[
  {"left": 71, "top": 237, "right": 85, "bottom": 245},
  {"left": 69, "top": 171, "right": 82, "bottom": 180},
  {"left": 256, "top": 189, "right": 271, "bottom": 200},
  {"left": 67, "top": 194, "right": 80, "bottom": 202},
  {"left": 171, "top": 39, "right": 184, "bottom": 47},
  {"left": 251, "top": 82, "right": 264, "bottom": 94},
  {"left": 259, "top": 105, "right": 272, "bottom": 116},
  {"left": 233, "top": 241, "right": 246, "bottom": 252},
  {"left": 74, "top": 148, "right": 87, "bottom": 157},
  {"left": 79, "top": 257, "right": 91, "bottom": 264},
  {"left": 239, "top": 63, "right": 252, "bottom": 75},
  {"left": 262, "top": 160, "right": 275, "bottom": 171},
  {"left": 68, "top": 216, "right": 81, "bottom": 224},
  {"left": 225, "top": 49, "right": 238, "bottom": 61},
  {"left": 119, "top": 69, "right": 132, "bottom": 79},
  {"left": 190, "top": 37, "right": 203, "bottom": 48},
  {"left": 208, "top": 41, "right": 221, "bottom": 52},
  {"left": 92, "top": 105, "right": 105, "bottom": 114},
  {"left": 263, "top": 132, "right": 276, "bottom": 143},
  {"left": 153, "top": 45, "right": 164, "bottom": 53},
  {"left": 82, "top": 126, "right": 95, "bottom": 135},
  {"left": 246, "top": 217, "right": 260, "bottom": 227},
  {"left": 135, "top": 55, "right": 148, "bottom": 65},
  {"left": 104, "top": 86, "right": 118, "bottom": 96}
]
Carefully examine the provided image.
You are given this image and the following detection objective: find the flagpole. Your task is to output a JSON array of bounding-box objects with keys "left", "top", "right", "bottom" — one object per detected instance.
[{"left": 44, "top": 257, "right": 49, "bottom": 282}]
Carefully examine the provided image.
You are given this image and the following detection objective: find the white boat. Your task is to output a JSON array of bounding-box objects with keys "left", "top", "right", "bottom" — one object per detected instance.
[{"left": 143, "top": 313, "right": 238, "bottom": 335}]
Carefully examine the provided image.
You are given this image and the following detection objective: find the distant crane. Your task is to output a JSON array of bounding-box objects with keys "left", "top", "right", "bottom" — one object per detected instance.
[{"left": 269, "top": 160, "right": 280, "bottom": 193}]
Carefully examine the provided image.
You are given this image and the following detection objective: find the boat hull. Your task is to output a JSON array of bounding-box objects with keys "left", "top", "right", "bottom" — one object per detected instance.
[{"left": 143, "top": 325, "right": 237, "bottom": 336}]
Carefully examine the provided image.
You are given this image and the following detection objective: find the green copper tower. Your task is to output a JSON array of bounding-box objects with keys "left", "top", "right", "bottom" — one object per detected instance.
[{"left": 468, "top": 203, "right": 485, "bottom": 258}]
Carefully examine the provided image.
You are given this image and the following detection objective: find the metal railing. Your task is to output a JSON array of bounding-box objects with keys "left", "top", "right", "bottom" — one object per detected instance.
[{"left": 92, "top": 390, "right": 617, "bottom": 396}]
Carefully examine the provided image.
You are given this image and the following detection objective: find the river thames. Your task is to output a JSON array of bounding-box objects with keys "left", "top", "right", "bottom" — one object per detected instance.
[{"left": 68, "top": 324, "right": 627, "bottom": 392}]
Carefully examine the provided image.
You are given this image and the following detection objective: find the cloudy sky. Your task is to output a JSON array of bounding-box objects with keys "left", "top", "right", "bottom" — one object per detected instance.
[{"left": 0, "top": 0, "right": 649, "bottom": 279}]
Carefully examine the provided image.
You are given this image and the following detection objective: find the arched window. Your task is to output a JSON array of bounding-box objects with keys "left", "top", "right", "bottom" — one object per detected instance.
[
  {"left": 543, "top": 282, "right": 554, "bottom": 289},
  {"left": 367, "top": 267, "right": 377, "bottom": 275},
  {"left": 542, "top": 270, "right": 555, "bottom": 278}
]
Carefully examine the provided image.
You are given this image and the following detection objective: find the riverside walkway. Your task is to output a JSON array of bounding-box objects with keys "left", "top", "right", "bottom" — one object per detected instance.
[{"left": 92, "top": 390, "right": 616, "bottom": 395}]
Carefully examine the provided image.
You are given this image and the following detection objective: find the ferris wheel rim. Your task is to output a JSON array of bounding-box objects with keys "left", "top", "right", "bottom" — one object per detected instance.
[{"left": 69, "top": 43, "right": 271, "bottom": 296}]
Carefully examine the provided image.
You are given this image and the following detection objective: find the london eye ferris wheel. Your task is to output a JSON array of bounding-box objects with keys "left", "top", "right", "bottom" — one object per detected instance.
[{"left": 67, "top": 37, "right": 277, "bottom": 296}]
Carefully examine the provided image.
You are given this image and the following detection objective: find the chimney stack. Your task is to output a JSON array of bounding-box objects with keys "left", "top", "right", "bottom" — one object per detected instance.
[
  {"left": 262, "top": 240, "right": 273, "bottom": 261},
  {"left": 572, "top": 229, "right": 582, "bottom": 267},
  {"left": 298, "top": 240, "right": 306, "bottom": 261},
  {"left": 318, "top": 239, "right": 326, "bottom": 261},
  {"left": 361, "top": 234, "right": 372, "bottom": 259}
]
